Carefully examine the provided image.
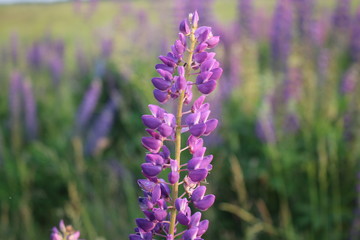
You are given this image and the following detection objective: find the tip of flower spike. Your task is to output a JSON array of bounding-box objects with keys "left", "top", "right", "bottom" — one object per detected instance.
[{"left": 191, "top": 11, "right": 199, "bottom": 28}]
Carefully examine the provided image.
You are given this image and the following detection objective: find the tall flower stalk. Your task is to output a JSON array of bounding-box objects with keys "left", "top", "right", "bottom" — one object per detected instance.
[{"left": 130, "top": 11, "right": 222, "bottom": 240}]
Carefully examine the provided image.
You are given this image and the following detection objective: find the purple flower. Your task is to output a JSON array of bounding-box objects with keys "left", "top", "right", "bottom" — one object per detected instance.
[
  {"left": 49, "top": 55, "right": 64, "bottom": 86},
  {"left": 271, "top": 0, "right": 293, "bottom": 71},
  {"left": 308, "top": 18, "right": 329, "bottom": 47},
  {"left": 85, "top": 98, "right": 117, "bottom": 156},
  {"left": 27, "top": 42, "right": 43, "bottom": 69},
  {"left": 341, "top": 66, "right": 358, "bottom": 94},
  {"left": 100, "top": 37, "right": 113, "bottom": 59},
  {"left": 9, "top": 71, "right": 23, "bottom": 126},
  {"left": 76, "top": 80, "right": 102, "bottom": 131},
  {"left": 332, "top": 0, "right": 351, "bottom": 31},
  {"left": 256, "top": 116, "right": 276, "bottom": 144},
  {"left": 22, "top": 81, "right": 38, "bottom": 140},
  {"left": 130, "top": 11, "right": 221, "bottom": 240},
  {"left": 51, "top": 220, "right": 81, "bottom": 240},
  {"left": 283, "top": 113, "right": 300, "bottom": 133},
  {"left": 238, "top": 0, "right": 255, "bottom": 38},
  {"left": 282, "top": 67, "right": 302, "bottom": 103},
  {"left": 292, "top": 0, "right": 314, "bottom": 37},
  {"left": 350, "top": 8, "right": 360, "bottom": 61},
  {"left": 256, "top": 96, "right": 277, "bottom": 144}
]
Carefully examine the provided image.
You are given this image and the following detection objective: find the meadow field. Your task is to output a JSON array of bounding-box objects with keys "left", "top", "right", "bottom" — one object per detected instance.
[{"left": 0, "top": 0, "right": 360, "bottom": 239}]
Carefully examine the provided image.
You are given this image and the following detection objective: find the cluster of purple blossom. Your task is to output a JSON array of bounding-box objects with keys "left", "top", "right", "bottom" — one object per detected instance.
[
  {"left": 9, "top": 71, "right": 38, "bottom": 141},
  {"left": 130, "top": 11, "right": 222, "bottom": 240},
  {"left": 51, "top": 220, "right": 81, "bottom": 240}
]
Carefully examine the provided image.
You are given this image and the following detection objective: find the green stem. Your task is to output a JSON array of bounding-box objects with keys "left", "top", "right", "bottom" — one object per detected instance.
[{"left": 169, "top": 26, "right": 197, "bottom": 237}]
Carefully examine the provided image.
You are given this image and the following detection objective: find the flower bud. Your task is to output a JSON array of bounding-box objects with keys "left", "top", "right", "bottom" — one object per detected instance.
[
  {"left": 179, "top": 19, "right": 190, "bottom": 35},
  {"left": 136, "top": 218, "right": 155, "bottom": 232}
]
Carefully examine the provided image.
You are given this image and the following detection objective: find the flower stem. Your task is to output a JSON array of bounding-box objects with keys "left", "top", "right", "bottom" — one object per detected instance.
[{"left": 169, "top": 27, "right": 197, "bottom": 237}]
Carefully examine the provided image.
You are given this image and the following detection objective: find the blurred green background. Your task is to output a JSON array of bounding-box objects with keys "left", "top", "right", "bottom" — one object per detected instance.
[{"left": 0, "top": 0, "right": 360, "bottom": 239}]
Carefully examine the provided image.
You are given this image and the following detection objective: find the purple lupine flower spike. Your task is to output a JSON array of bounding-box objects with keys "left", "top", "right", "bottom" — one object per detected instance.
[
  {"left": 256, "top": 95, "right": 276, "bottom": 144},
  {"left": 238, "top": 0, "right": 255, "bottom": 38},
  {"left": 271, "top": 0, "right": 293, "bottom": 71},
  {"left": 292, "top": 0, "right": 314, "bottom": 38},
  {"left": 75, "top": 80, "right": 102, "bottom": 131},
  {"left": 350, "top": 8, "right": 360, "bottom": 62},
  {"left": 27, "top": 42, "right": 43, "bottom": 69},
  {"left": 49, "top": 55, "right": 64, "bottom": 86},
  {"left": 85, "top": 96, "right": 117, "bottom": 156},
  {"left": 130, "top": 11, "right": 222, "bottom": 240},
  {"left": 9, "top": 72, "right": 23, "bottom": 126},
  {"left": 51, "top": 219, "right": 81, "bottom": 240},
  {"left": 332, "top": 0, "right": 351, "bottom": 31},
  {"left": 22, "top": 80, "right": 38, "bottom": 140},
  {"left": 100, "top": 38, "right": 113, "bottom": 59}
]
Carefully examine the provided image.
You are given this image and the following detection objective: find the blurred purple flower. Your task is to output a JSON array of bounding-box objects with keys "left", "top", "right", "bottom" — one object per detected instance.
[
  {"left": 341, "top": 66, "right": 358, "bottom": 94},
  {"left": 350, "top": 8, "right": 360, "bottom": 61},
  {"left": 85, "top": 98, "right": 117, "bottom": 156},
  {"left": 256, "top": 96, "right": 276, "bottom": 144},
  {"left": 137, "top": 10, "right": 148, "bottom": 26},
  {"left": 256, "top": 115, "right": 276, "bottom": 144},
  {"left": 22, "top": 81, "right": 38, "bottom": 140},
  {"left": 271, "top": 0, "right": 293, "bottom": 71},
  {"left": 283, "top": 113, "right": 300, "bottom": 133},
  {"left": 254, "top": 10, "right": 271, "bottom": 41},
  {"left": 49, "top": 55, "right": 64, "bottom": 86},
  {"left": 309, "top": 17, "right": 330, "bottom": 47},
  {"left": 27, "top": 42, "right": 43, "bottom": 69},
  {"left": 76, "top": 80, "right": 102, "bottom": 131},
  {"left": 51, "top": 219, "right": 81, "bottom": 240},
  {"left": 283, "top": 67, "right": 302, "bottom": 102},
  {"left": 332, "top": 0, "right": 351, "bottom": 31},
  {"left": 9, "top": 72, "right": 23, "bottom": 125},
  {"left": 238, "top": 0, "right": 255, "bottom": 38},
  {"left": 101, "top": 38, "right": 113, "bottom": 59},
  {"left": 292, "top": 0, "right": 314, "bottom": 37}
]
